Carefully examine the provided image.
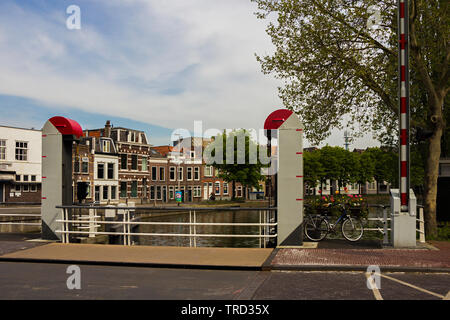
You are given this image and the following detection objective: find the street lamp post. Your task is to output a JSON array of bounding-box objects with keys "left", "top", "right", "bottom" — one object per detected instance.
[{"left": 172, "top": 134, "right": 184, "bottom": 206}]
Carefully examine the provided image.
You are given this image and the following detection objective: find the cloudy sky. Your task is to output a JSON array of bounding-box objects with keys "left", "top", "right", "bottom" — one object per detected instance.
[{"left": 0, "top": 0, "right": 379, "bottom": 148}]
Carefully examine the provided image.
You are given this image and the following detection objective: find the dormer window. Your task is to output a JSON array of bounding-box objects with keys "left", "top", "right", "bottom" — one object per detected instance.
[{"left": 102, "top": 140, "right": 111, "bottom": 153}]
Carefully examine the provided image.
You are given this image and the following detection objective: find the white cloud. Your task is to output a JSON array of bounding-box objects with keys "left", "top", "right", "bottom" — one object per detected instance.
[
  {"left": 0, "top": 0, "right": 377, "bottom": 148},
  {"left": 0, "top": 1, "right": 281, "bottom": 131}
]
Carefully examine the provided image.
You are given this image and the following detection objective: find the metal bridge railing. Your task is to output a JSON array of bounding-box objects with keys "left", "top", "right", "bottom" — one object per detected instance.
[
  {"left": 55, "top": 205, "right": 278, "bottom": 248},
  {"left": 0, "top": 213, "right": 42, "bottom": 227},
  {"left": 365, "top": 204, "right": 426, "bottom": 244}
]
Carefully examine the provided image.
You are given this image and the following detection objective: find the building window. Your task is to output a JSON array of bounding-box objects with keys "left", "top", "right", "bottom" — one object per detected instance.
[
  {"left": 15, "top": 141, "right": 28, "bottom": 161},
  {"left": 107, "top": 163, "right": 114, "bottom": 179},
  {"left": 194, "top": 186, "right": 201, "bottom": 198},
  {"left": 97, "top": 163, "right": 105, "bottom": 179},
  {"left": 142, "top": 157, "right": 148, "bottom": 171},
  {"left": 23, "top": 175, "right": 29, "bottom": 182},
  {"left": 131, "top": 155, "right": 138, "bottom": 170},
  {"left": 0, "top": 140, "right": 6, "bottom": 160},
  {"left": 129, "top": 132, "right": 138, "bottom": 143},
  {"left": 74, "top": 157, "right": 80, "bottom": 173},
  {"left": 31, "top": 175, "right": 36, "bottom": 182},
  {"left": 86, "top": 183, "right": 92, "bottom": 198},
  {"left": 194, "top": 167, "right": 200, "bottom": 180},
  {"left": 178, "top": 167, "right": 183, "bottom": 181},
  {"left": 111, "top": 186, "right": 117, "bottom": 200},
  {"left": 237, "top": 186, "right": 242, "bottom": 197},
  {"left": 159, "top": 167, "right": 165, "bottom": 181},
  {"left": 151, "top": 166, "right": 157, "bottom": 181},
  {"left": 120, "top": 182, "right": 127, "bottom": 198},
  {"left": 15, "top": 175, "right": 21, "bottom": 182},
  {"left": 187, "top": 167, "right": 193, "bottom": 180},
  {"left": 30, "top": 184, "right": 37, "bottom": 192},
  {"left": 103, "top": 186, "right": 108, "bottom": 200},
  {"left": 120, "top": 154, "right": 127, "bottom": 170},
  {"left": 223, "top": 182, "right": 228, "bottom": 195},
  {"left": 169, "top": 167, "right": 176, "bottom": 181},
  {"left": 204, "top": 165, "right": 213, "bottom": 177},
  {"left": 82, "top": 158, "right": 89, "bottom": 173},
  {"left": 215, "top": 182, "right": 221, "bottom": 195},
  {"left": 23, "top": 184, "right": 29, "bottom": 192},
  {"left": 95, "top": 186, "right": 100, "bottom": 202},
  {"left": 14, "top": 185, "right": 21, "bottom": 192},
  {"left": 102, "top": 140, "right": 111, "bottom": 153},
  {"left": 156, "top": 186, "right": 162, "bottom": 200},
  {"left": 131, "top": 181, "right": 138, "bottom": 197},
  {"left": 169, "top": 186, "right": 174, "bottom": 199},
  {"left": 150, "top": 186, "right": 155, "bottom": 200}
]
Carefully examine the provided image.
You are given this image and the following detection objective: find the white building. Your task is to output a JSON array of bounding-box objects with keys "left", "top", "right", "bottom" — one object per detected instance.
[
  {"left": 93, "top": 140, "right": 120, "bottom": 204},
  {"left": 0, "top": 126, "right": 42, "bottom": 203}
]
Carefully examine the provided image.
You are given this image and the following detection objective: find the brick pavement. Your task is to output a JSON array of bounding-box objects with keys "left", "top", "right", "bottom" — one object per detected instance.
[{"left": 271, "top": 241, "right": 450, "bottom": 270}]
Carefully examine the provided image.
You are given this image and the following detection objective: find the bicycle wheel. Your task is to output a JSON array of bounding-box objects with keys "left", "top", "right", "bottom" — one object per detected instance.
[
  {"left": 304, "top": 216, "right": 329, "bottom": 241},
  {"left": 341, "top": 217, "right": 364, "bottom": 242}
]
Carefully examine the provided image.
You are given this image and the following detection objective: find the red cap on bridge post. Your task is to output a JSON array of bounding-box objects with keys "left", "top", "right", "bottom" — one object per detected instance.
[
  {"left": 48, "top": 116, "right": 83, "bottom": 138},
  {"left": 264, "top": 109, "right": 294, "bottom": 130}
]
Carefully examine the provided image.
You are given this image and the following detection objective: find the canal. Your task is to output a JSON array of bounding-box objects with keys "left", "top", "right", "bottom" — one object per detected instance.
[{"left": 135, "top": 210, "right": 274, "bottom": 248}]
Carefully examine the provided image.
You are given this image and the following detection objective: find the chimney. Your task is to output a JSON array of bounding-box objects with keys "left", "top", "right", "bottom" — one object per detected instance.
[{"left": 105, "top": 120, "right": 111, "bottom": 138}]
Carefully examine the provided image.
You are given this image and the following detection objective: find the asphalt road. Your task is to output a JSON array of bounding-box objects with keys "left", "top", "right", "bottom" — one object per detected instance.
[{"left": 0, "top": 262, "right": 448, "bottom": 300}]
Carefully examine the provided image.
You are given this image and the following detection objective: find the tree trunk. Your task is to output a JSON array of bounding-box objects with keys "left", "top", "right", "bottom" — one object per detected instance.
[
  {"left": 423, "top": 123, "right": 443, "bottom": 238},
  {"left": 232, "top": 181, "right": 236, "bottom": 200},
  {"left": 409, "top": 1, "right": 447, "bottom": 238}
]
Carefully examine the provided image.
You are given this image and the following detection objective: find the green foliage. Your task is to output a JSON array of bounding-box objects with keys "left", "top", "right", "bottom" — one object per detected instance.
[
  {"left": 204, "top": 129, "right": 266, "bottom": 196},
  {"left": 304, "top": 146, "right": 426, "bottom": 192},
  {"left": 303, "top": 149, "right": 324, "bottom": 187},
  {"left": 252, "top": 0, "right": 449, "bottom": 145},
  {"left": 253, "top": 0, "right": 449, "bottom": 236}
]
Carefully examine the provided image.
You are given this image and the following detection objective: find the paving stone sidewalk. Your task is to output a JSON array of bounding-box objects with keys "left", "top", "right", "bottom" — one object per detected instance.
[{"left": 271, "top": 241, "right": 450, "bottom": 271}]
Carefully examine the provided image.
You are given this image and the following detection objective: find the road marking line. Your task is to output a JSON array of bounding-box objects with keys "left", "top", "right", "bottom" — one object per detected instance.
[
  {"left": 380, "top": 274, "right": 444, "bottom": 299},
  {"left": 365, "top": 272, "right": 383, "bottom": 300}
]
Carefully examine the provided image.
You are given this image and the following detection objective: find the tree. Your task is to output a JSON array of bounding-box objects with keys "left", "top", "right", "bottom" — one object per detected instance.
[
  {"left": 253, "top": 0, "right": 449, "bottom": 237},
  {"left": 318, "top": 146, "right": 341, "bottom": 194},
  {"left": 303, "top": 149, "right": 325, "bottom": 193},
  {"left": 338, "top": 148, "right": 359, "bottom": 192},
  {"left": 354, "top": 151, "right": 376, "bottom": 195},
  {"left": 204, "top": 129, "right": 266, "bottom": 200}
]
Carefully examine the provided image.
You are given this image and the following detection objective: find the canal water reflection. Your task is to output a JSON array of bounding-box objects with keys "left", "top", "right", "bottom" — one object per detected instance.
[{"left": 136, "top": 210, "right": 270, "bottom": 248}]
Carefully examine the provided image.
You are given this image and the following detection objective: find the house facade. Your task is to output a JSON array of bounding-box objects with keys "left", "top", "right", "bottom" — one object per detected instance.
[{"left": 0, "top": 126, "right": 42, "bottom": 203}]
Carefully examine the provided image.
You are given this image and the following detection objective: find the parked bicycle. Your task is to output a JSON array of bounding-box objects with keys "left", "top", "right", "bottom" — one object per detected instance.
[{"left": 304, "top": 203, "right": 364, "bottom": 242}]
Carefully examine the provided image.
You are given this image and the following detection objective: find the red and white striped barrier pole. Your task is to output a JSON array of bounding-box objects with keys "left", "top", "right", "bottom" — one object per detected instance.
[{"left": 398, "top": 0, "right": 410, "bottom": 213}]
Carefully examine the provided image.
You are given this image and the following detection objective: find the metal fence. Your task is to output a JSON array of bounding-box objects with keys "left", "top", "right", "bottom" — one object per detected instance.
[
  {"left": 55, "top": 205, "right": 278, "bottom": 248},
  {"left": 0, "top": 203, "right": 426, "bottom": 246},
  {"left": 365, "top": 204, "right": 425, "bottom": 244},
  {"left": 0, "top": 212, "right": 41, "bottom": 234}
]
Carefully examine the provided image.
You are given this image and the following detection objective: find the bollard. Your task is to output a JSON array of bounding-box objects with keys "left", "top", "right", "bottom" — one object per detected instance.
[
  {"left": 419, "top": 207, "right": 425, "bottom": 243},
  {"left": 383, "top": 206, "right": 389, "bottom": 245}
]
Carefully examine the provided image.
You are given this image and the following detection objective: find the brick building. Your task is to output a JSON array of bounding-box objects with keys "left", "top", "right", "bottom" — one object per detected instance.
[
  {"left": 72, "top": 133, "right": 120, "bottom": 204},
  {"left": 78, "top": 121, "right": 265, "bottom": 204},
  {"left": 84, "top": 121, "right": 152, "bottom": 204}
]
